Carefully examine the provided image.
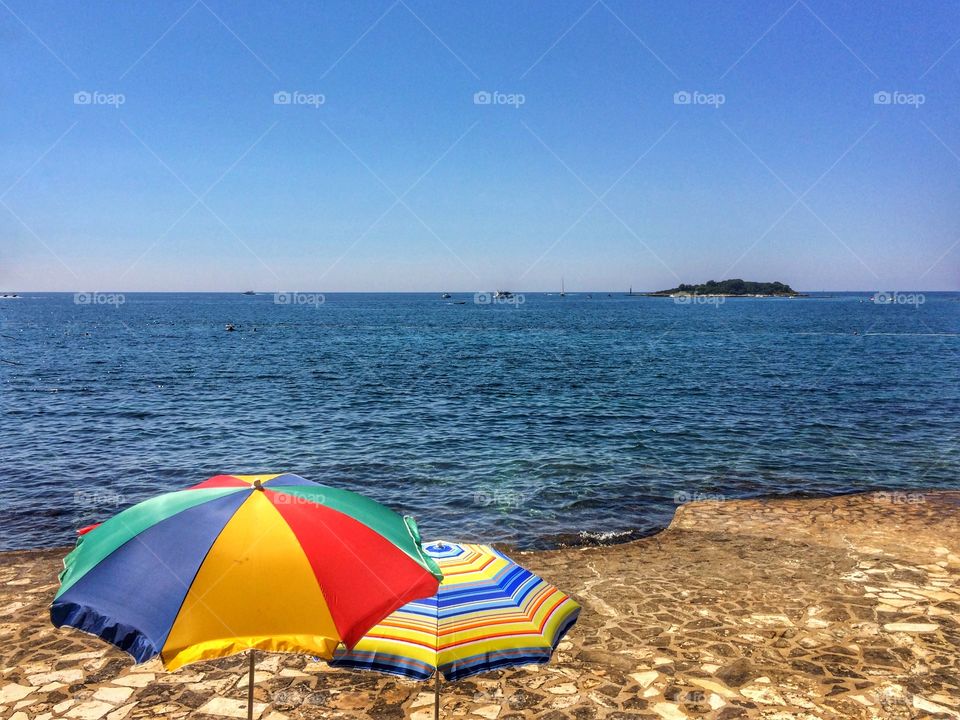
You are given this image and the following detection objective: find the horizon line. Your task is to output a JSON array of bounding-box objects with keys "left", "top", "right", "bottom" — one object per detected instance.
[{"left": 4, "top": 289, "right": 958, "bottom": 294}]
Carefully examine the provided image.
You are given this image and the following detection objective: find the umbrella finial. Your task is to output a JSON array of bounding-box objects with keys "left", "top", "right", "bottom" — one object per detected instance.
[{"left": 253, "top": 479, "right": 264, "bottom": 491}]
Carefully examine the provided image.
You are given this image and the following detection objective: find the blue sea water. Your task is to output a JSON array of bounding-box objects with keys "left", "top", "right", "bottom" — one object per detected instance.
[{"left": 1, "top": 291, "right": 958, "bottom": 551}]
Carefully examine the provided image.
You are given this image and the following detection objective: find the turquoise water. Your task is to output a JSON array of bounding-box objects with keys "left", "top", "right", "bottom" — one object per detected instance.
[{"left": 1, "top": 291, "right": 958, "bottom": 550}]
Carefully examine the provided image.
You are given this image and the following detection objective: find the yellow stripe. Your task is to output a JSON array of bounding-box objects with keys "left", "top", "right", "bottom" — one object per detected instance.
[
  {"left": 161, "top": 491, "right": 339, "bottom": 669},
  {"left": 439, "top": 633, "right": 552, "bottom": 663},
  {"left": 352, "top": 633, "right": 438, "bottom": 665}
]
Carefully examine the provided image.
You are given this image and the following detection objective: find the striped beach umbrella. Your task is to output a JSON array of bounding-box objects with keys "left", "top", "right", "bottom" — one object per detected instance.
[
  {"left": 51, "top": 472, "right": 442, "bottom": 716},
  {"left": 331, "top": 541, "right": 580, "bottom": 716}
]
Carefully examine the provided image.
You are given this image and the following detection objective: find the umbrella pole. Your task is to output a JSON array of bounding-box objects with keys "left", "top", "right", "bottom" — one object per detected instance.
[
  {"left": 434, "top": 671, "right": 441, "bottom": 720},
  {"left": 247, "top": 648, "right": 255, "bottom": 720}
]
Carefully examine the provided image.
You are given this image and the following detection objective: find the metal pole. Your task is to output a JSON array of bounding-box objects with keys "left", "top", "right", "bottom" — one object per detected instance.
[
  {"left": 247, "top": 649, "right": 255, "bottom": 720},
  {"left": 434, "top": 671, "right": 441, "bottom": 720}
]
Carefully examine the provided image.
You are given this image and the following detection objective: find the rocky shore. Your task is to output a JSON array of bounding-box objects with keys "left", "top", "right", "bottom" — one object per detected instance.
[{"left": 1, "top": 490, "right": 958, "bottom": 720}]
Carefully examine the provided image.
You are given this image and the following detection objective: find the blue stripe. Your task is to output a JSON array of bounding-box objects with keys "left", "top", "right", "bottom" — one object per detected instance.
[
  {"left": 438, "top": 566, "right": 535, "bottom": 605},
  {"left": 50, "top": 490, "right": 249, "bottom": 663},
  {"left": 550, "top": 607, "right": 580, "bottom": 647},
  {"left": 332, "top": 650, "right": 434, "bottom": 680},
  {"left": 436, "top": 573, "right": 544, "bottom": 616},
  {"left": 441, "top": 648, "right": 554, "bottom": 681},
  {"left": 263, "top": 473, "right": 314, "bottom": 487},
  {"left": 440, "top": 565, "right": 529, "bottom": 597}
]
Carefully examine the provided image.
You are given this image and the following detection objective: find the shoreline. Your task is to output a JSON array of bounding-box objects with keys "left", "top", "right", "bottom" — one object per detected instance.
[
  {"left": 637, "top": 293, "right": 811, "bottom": 299},
  {"left": 2, "top": 490, "right": 958, "bottom": 720},
  {"left": 4, "top": 488, "right": 943, "bottom": 557}
]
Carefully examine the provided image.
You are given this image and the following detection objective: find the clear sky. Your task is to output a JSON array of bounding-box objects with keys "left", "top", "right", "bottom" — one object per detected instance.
[{"left": 1, "top": 1, "right": 958, "bottom": 292}]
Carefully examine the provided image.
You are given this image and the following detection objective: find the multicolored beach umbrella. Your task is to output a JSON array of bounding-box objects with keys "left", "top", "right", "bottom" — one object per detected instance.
[
  {"left": 331, "top": 541, "right": 580, "bottom": 683},
  {"left": 51, "top": 474, "right": 442, "bottom": 671}
]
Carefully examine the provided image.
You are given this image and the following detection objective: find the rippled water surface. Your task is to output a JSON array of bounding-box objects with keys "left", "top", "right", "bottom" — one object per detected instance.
[{"left": 1, "top": 292, "right": 958, "bottom": 550}]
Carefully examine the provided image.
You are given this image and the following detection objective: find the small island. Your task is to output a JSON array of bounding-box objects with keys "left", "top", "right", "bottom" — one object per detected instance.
[{"left": 644, "top": 279, "right": 804, "bottom": 297}]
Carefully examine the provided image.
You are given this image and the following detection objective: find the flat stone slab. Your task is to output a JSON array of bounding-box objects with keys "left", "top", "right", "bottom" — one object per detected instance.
[
  {"left": 64, "top": 700, "right": 114, "bottom": 720},
  {"left": 196, "top": 697, "right": 268, "bottom": 718},
  {"left": 92, "top": 686, "right": 133, "bottom": 704},
  {"left": 0, "top": 684, "right": 33, "bottom": 704},
  {"left": 883, "top": 622, "right": 940, "bottom": 633}
]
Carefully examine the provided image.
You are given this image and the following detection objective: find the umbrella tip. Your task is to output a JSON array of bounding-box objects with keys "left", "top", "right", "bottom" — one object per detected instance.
[{"left": 253, "top": 479, "right": 264, "bottom": 491}]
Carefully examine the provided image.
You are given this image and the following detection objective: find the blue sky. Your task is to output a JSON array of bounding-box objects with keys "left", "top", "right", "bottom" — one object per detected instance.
[{"left": 1, "top": 0, "right": 958, "bottom": 291}]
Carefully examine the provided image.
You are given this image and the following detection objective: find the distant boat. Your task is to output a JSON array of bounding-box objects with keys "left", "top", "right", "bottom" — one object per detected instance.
[
  {"left": 559, "top": 278, "right": 566, "bottom": 297},
  {"left": 242, "top": 290, "right": 256, "bottom": 296},
  {"left": 493, "top": 290, "right": 513, "bottom": 299},
  {"left": 441, "top": 293, "right": 451, "bottom": 299},
  {"left": 225, "top": 323, "right": 237, "bottom": 331},
  {"left": 0, "top": 293, "right": 20, "bottom": 299}
]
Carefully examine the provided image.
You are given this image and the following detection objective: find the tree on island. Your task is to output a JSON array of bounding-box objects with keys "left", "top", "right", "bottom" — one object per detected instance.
[{"left": 655, "top": 279, "right": 798, "bottom": 296}]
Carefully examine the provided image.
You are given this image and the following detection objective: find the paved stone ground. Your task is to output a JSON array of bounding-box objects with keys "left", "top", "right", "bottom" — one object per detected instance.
[{"left": 1, "top": 491, "right": 958, "bottom": 720}]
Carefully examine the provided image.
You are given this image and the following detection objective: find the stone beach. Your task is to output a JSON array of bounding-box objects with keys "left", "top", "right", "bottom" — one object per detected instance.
[{"left": 1, "top": 490, "right": 958, "bottom": 720}]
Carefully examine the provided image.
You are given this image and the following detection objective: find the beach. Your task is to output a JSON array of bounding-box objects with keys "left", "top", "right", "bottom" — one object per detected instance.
[{"left": 2, "top": 490, "right": 958, "bottom": 720}]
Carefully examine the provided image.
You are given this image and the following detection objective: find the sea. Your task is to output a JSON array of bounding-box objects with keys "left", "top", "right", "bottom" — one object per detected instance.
[{"left": 1, "top": 291, "right": 958, "bottom": 551}]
